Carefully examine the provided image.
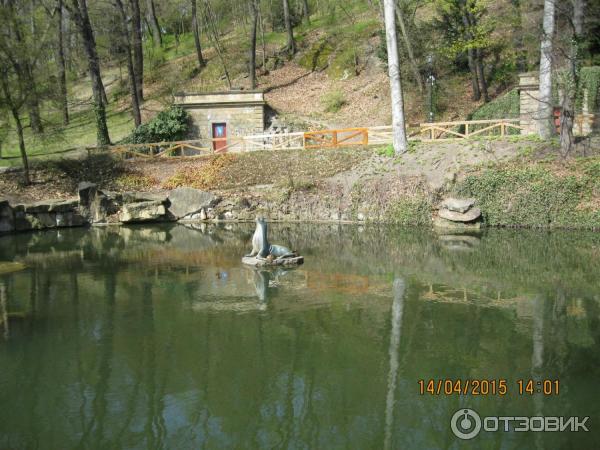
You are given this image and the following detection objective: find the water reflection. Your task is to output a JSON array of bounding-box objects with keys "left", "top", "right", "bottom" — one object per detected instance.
[{"left": 0, "top": 224, "right": 599, "bottom": 449}]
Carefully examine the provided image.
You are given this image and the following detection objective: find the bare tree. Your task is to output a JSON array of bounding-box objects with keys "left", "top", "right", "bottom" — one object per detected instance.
[
  {"left": 559, "top": 0, "right": 586, "bottom": 155},
  {"left": 0, "top": 68, "right": 30, "bottom": 184},
  {"left": 115, "top": 0, "right": 141, "bottom": 127},
  {"left": 130, "top": 0, "right": 144, "bottom": 102},
  {"left": 301, "top": 0, "right": 310, "bottom": 24},
  {"left": 395, "top": 1, "right": 423, "bottom": 93},
  {"left": 57, "top": 0, "right": 69, "bottom": 125},
  {"left": 249, "top": 0, "right": 258, "bottom": 89},
  {"left": 383, "top": 0, "right": 408, "bottom": 154},
  {"left": 1, "top": 0, "right": 44, "bottom": 135},
  {"left": 65, "top": 0, "right": 111, "bottom": 145},
  {"left": 191, "top": 0, "right": 206, "bottom": 69},
  {"left": 282, "top": 0, "right": 295, "bottom": 57},
  {"left": 538, "top": 0, "right": 555, "bottom": 139},
  {"left": 146, "top": 0, "right": 162, "bottom": 46},
  {"left": 203, "top": 0, "right": 231, "bottom": 89}
]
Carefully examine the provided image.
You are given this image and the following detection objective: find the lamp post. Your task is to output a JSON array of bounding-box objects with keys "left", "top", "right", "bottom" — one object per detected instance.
[{"left": 426, "top": 55, "right": 436, "bottom": 123}]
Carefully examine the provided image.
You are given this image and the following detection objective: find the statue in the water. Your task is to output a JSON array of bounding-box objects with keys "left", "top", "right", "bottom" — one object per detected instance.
[{"left": 243, "top": 216, "right": 303, "bottom": 266}]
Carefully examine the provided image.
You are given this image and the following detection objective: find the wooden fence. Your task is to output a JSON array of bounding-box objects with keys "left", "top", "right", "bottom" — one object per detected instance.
[{"left": 87, "top": 118, "right": 576, "bottom": 160}]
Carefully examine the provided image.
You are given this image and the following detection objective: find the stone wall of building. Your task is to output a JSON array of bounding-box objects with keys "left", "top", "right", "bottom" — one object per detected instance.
[
  {"left": 519, "top": 73, "right": 540, "bottom": 135},
  {"left": 186, "top": 105, "right": 265, "bottom": 140},
  {"left": 519, "top": 72, "right": 595, "bottom": 136}
]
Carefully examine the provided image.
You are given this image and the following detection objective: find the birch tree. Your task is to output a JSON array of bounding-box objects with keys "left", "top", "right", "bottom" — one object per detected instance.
[
  {"left": 537, "top": 0, "right": 555, "bottom": 139},
  {"left": 383, "top": 0, "right": 408, "bottom": 154}
]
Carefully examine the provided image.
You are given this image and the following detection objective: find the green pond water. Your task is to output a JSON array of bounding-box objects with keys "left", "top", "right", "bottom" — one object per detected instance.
[{"left": 0, "top": 224, "right": 599, "bottom": 449}]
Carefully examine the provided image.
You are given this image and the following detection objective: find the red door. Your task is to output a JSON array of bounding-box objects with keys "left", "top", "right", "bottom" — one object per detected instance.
[{"left": 212, "top": 123, "right": 227, "bottom": 152}]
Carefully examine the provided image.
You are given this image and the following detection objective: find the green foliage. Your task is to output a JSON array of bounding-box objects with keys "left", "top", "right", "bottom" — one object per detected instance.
[
  {"left": 114, "top": 173, "right": 158, "bottom": 190},
  {"left": 298, "top": 37, "right": 334, "bottom": 71},
  {"left": 377, "top": 145, "right": 395, "bottom": 157},
  {"left": 121, "top": 106, "right": 189, "bottom": 144},
  {"left": 322, "top": 90, "right": 346, "bottom": 113},
  {"left": 387, "top": 196, "right": 433, "bottom": 226},
  {"left": 470, "top": 89, "right": 519, "bottom": 120},
  {"left": 434, "top": 0, "right": 494, "bottom": 59},
  {"left": 580, "top": 66, "right": 600, "bottom": 112},
  {"left": 456, "top": 162, "right": 600, "bottom": 229}
]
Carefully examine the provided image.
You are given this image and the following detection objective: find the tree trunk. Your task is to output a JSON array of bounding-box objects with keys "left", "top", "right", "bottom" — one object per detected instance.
[
  {"left": 130, "top": 0, "right": 144, "bottom": 102},
  {"left": 475, "top": 48, "right": 489, "bottom": 102},
  {"left": 511, "top": 0, "right": 527, "bottom": 72},
  {"left": 203, "top": 0, "right": 231, "bottom": 89},
  {"left": 283, "top": 0, "right": 295, "bottom": 57},
  {"left": 13, "top": 108, "right": 30, "bottom": 185},
  {"left": 249, "top": 0, "right": 258, "bottom": 89},
  {"left": 467, "top": 48, "right": 481, "bottom": 101},
  {"left": 191, "top": 0, "right": 206, "bottom": 69},
  {"left": 560, "top": 0, "right": 585, "bottom": 156},
  {"left": 302, "top": 0, "right": 310, "bottom": 24},
  {"left": 383, "top": 0, "right": 408, "bottom": 154},
  {"left": 461, "top": 12, "right": 481, "bottom": 101},
  {"left": 146, "top": 0, "right": 162, "bottom": 46},
  {"left": 0, "top": 73, "right": 30, "bottom": 183},
  {"left": 57, "top": 0, "right": 69, "bottom": 125},
  {"left": 258, "top": 7, "right": 267, "bottom": 72},
  {"left": 116, "top": 0, "right": 142, "bottom": 127},
  {"left": 383, "top": 278, "right": 406, "bottom": 450},
  {"left": 573, "top": 0, "right": 585, "bottom": 36},
  {"left": 538, "top": 0, "right": 555, "bottom": 139},
  {"left": 67, "top": 0, "right": 111, "bottom": 145},
  {"left": 27, "top": 92, "right": 44, "bottom": 134},
  {"left": 394, "top": 1, "right": 423, "bottom": 93}
]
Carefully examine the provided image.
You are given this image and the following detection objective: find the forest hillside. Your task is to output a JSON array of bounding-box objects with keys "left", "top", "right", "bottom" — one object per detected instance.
[{"left": 0, "top": 0, "right": 599, "bottom": 166}]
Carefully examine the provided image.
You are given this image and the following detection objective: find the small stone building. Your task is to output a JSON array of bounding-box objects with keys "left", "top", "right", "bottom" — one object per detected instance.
[{"left": 174, "top": 91, "right": 266, "bottom": 151}]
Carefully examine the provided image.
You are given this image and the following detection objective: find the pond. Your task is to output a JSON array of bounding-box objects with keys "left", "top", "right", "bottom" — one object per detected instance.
[{"left": 0, "top": 223, "right": 599, "bottom": 449}]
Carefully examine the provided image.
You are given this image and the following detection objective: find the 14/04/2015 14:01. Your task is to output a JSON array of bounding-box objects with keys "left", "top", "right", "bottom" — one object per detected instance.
[{"left": 417, "top": 379, "right": 560, "bottom": 396}]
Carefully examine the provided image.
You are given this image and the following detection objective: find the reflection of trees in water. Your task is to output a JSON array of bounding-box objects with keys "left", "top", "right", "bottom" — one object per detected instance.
[
  {"left": 384, "top": 278, "right": 405, "bottom": 450},
  {"left": 2, "top": 225, "right": 600, "bottom": 448}
]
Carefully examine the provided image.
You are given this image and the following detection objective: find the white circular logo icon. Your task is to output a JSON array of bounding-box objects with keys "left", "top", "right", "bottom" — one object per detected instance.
[{"left": 451, "top": 408, "right": 482, "bottom": 440}]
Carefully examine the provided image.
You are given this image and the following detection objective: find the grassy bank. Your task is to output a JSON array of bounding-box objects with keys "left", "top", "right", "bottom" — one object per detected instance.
[{"left": 2, "top": 139, "right": 599, "bottom": 230}]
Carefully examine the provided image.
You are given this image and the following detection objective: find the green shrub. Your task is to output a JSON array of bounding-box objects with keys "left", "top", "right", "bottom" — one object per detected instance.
[
  {"left": 387, "top": 196, "right": 433, "bottom": 226},
  {"left": 456, "top": 164, "right": 600, "bottom": 229},
  {"left": 121, "top": 106, "right": 189, "bottom": 144},
  {"left": 322, "top": 90, "right": 346, "bottom": 113},
  {"left": 469, "top": 89, "right": 520, "bottom": 121}
]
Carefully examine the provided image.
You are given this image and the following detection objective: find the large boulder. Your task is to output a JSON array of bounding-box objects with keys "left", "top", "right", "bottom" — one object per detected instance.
[
  {"left": 440, "top": 198, "right": 476, "bottom": 214},
  {"left": 48, "top": 198, "right": 79, "bottom": 213},
  {"left": 78, "top": 182, "right": 97, "bottom": 208},
  {"left": 433, "top": 216, "right": 482, "bottom": 230},
  {"left": 121, "top": 191, "right": 169, "bottom": 204},
  {"left": 119, "top": 200, "right": 167, "bottom": 223},
  {"left": 0, "top": 200, "right": 14, "bottom": 233},
  {"left": 78, "top": 182, "right": 119, "bottom": 223},
  {"left": 167, "top": 187, "right": 219, "bottom": 219},
  {"left": 438, "top": 207, "right": 481, "bottom": 223}
]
